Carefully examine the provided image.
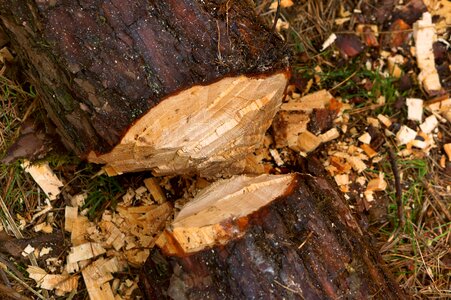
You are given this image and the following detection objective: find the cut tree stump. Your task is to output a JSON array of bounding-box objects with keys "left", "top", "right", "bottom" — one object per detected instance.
[
  {"left": 0, "top": 0, "right": 289, "bottom": 176},
  {"left": 142, "top": 173, "right": 406, "bottom": 299}
]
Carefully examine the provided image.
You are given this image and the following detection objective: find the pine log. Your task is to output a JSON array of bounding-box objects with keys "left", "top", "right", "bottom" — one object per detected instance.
[
  {"left": 143, "top": 174, "right": 406, "bottom": 299},
  {"left": 0, "top": 0, "right": 289, "bottom": 176}
]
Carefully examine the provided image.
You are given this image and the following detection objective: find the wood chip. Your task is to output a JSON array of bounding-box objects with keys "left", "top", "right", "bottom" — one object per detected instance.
[
  {"left": 27, "top": 266, "right": 79, "bottom": 293},
  {"left": 419, "top": 115, "right": 438, "bottom": 133},
  {"left": 297, "top": 131, "right": 322, "bottom": 153},
  {"left": 334, "top": 174, "right": 349, "bottom": 186},
  {"left": 321, "top": 33, "right": 337, "bottom": 51},
  {"left": 21, "top": 160, "right": 63, "bottom": 200},
  {"left": 360, "top": 144, "right": 377, "bottom": 158},
  {"left": 270, "top": 0, "right": 293, "bottom": 9},
  {"left": 406, "top": 98, "right": 424, "bottom": 122},
  {"left": 377, "top": 114, "right": 392, "bottom": 127},
  {"left": 22, "top": 244, "right": 35, "bottom": 257},
  {"left": 34, "top": 222, "right": 53, "bottom": 233},
  {"left": 39, "top": 247, "right": 52, "bottom": 257},
  {"left": 396, "top": 125, "right": 417, "bottom": 145},
  {"left": 319, "top": 128, "right": 340, "bottom": 143},
  {"left": 367, "top": 117, "right": 380, "bottom": 128},
  {"left": 387, "top": 55, "right": 404, "bottom": 78},
  {"left": 413, "top": 12, "right": 442, "bottom": 94},
  {"left": 272, "top": 111, "right": 310, "bottom": 148},
  {"left": 144, "top": 178, "right": 167, "bottom": 204},
  {"left": 64, "top": 206, "right": 78, "bottom": 233},
  {"left": 67, "top": 242, "right": 106, "bottom": 264},
  {"left": 366, "top": 174, "right": 387, "bottom": 192},
  {"left": 281, "top": 90, "right": 333, "bottom": 112},
  {"left": 358, "top": 132, "right": 372, "bottom": 144},
  {"left": 445, "top": 144, "right": 451, "bottom": 161},
  {"left": 82, "top": 257, "right": 121, "bottom": 300},
  {"left": 347, "top": 156, "right": 367, "bottom": 173},
  {"left": 269, "top": 149, "right": 284, "bottom": 166}
]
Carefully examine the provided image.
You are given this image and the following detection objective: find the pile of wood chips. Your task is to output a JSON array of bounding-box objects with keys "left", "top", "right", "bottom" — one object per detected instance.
[{"left": 26, "top": 178, "right": 172, "bottom": 298}]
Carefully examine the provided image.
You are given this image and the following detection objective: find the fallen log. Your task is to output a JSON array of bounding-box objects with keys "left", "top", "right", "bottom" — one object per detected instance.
[
  {"left": 0, "top": 0, "right": 289, "bottom": 176},
  {"left": 141, "top": 173, "right": 406, "bottom": 299}
]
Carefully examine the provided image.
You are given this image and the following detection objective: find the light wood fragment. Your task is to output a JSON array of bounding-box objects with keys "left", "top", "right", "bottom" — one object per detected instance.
[
  {"left": 27, "top": 266, "right": 79, "bottom": 293},
  {"left": 396, "top": 125, "right": 417, "bottom": 145},
  {"left": 420, "top": 115, "right": 438, "bottom": 133},
  {"left": 65, "top": 206, "right": 78, "bottom": 233},
  {"left": 444, "top": 144, "right": 451, "bottom": 161},
  {"left": 347, "top": 156, "right": 367, "bottom": 173},
  {"left": 272, "top": 111, "right": 310, "bottom": 148},
  {"left": 143, "top": 178, "right": 167, "bottom": 204},
  {"left": 358, "top": 132, "right": 372, "bottom": 144},
  {"left": 426, "top": 97, "right": 451, "bottom": 121},
  {"left": 70, "top": 215, "right": 90, "bottom": 246},
  {"left": 67, "top": 242, "right": 106, "bottom": 264},
  {"left": 34, "top": 222, "right": 53, "bottom": 233},
  {"left": 366, "top": 174, "right": 387, "bottom": 192},
  {"left": 281, "top": 89, "right": 333, "bottom": 112},
  {"left": 377, "top": 114, "right": 392, "bottom": 127},
  {"left": 269, "top": 149, "right": 284, "bottom": 166},
  {"left": 406, "top": 98, "right": 424, "bottom": 122},
  {"left": 413, "top": 12, "right": 442, "bottom": 95},
  {"left": 22, "top": 244, "right": 35, "bottom": 257},
  {"left": 334, "top": 174, "right": 349, "bottom": 186},
  {"left": 297, "top": 131, "right": 322, "bottom": 153},
  {"left": 21, "top": 160, "right": 63, "bottom": 200},
  {"left": 100, "top": 221, "right": 125, "bottom": 251},
  {"left": 82, "top": 258, "right": 121, "bottom": 300},
  {"left": 367, "top": 117, "right": 380, "bottom": 128},
  {"left": 360, "top": 144, "right": 377, "bottom": 158},
  {"left": 319, "top": 128, "right": 340, "bottom": 143},
  {"left": 387, "top": 55, "right": 404, "bottom": 78}
]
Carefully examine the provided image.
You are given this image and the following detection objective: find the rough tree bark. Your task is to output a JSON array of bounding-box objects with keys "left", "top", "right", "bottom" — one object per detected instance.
[
  {"left": 0, "top": 0, "right": 289, "bottom": 176},
  {"left": 142, "top": 173, "right": 406, "bottom": 299}
]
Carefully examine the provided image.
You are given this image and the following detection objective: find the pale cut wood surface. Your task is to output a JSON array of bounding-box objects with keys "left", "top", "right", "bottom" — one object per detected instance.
[
  {"left": 88, "top": 73, "right": 288, "bottom": 177},
  {"left": 157, "top": 173, "right": 295, "bottom": 255}
]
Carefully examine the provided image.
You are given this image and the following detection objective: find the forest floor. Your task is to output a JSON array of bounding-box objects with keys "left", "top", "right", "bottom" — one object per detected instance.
[{"left": 0, "top": 0, "right": 450, "bottom": 299}]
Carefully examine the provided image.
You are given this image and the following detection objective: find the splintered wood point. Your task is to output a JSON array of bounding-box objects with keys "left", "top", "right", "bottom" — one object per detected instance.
[
  {"left": 89, "top": 73, "right": 288, "bottom": 176},
  {"left": 21, "top": 160, "right": 63, "bottom": 200},
  {"left": 1, "top": 0, "right": 289, "bottom": 177},
  {"left": 157, "top": 174, "right": 295, "bottom": 255}
]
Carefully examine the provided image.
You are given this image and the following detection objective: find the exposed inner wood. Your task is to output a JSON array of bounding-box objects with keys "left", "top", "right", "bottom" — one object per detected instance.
[
  {"left": 147, "top": 173, "right": 406, "bottom": 299},
  {"left": 88, "top": 73, "right": 288, "bottom": 176},
  {"left": 157, "top": 173, "right": 295, "bottom": 255}
]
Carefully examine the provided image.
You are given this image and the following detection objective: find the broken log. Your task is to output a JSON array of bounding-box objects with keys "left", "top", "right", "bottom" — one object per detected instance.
[
  {"left": 142, "top": 173, "right": 405, "bottom": 299},
  {"left": 0, "top": 0, "right": 289, "bottom": 176}
]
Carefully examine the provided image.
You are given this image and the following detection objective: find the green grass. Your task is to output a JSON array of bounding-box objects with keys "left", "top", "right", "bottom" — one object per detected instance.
[{"left": 82, "top": 171, "right": 124, "bottom": 220}]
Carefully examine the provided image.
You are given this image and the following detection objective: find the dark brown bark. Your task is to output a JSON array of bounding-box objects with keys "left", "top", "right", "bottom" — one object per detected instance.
[
  {"left": 0, "top": 0, "right": 288, "bottom": 157},
  {"left": 141, "top": 174, "right": 406, "bottom": 300}
]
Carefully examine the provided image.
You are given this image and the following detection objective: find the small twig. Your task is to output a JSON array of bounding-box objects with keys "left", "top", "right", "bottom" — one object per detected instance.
[
  {"left": 2, "top": 269, "right": 45, "bottom": 300},
  {"left": 0, "top": 281, "right": 31, "bottom": 300},
  {"left": 273, "top": 279, "right": 304, "bottom": 298},
  {"left": 298, "top": 231, "right": 313, "bottom": 249},
  {"left": 382, "top": 147, "right": 405, "bottom": 250},
  {"left": 388, "top": 147, "right": 405, "bottom": 229}
]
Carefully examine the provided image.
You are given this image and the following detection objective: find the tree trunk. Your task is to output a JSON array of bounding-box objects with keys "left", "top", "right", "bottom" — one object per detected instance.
[
  {"left": 0, "top": 0, "right": 289, "bottom": 176},
  {"left": 142, "top": 173, "right": 406, "bottom": 299}
]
